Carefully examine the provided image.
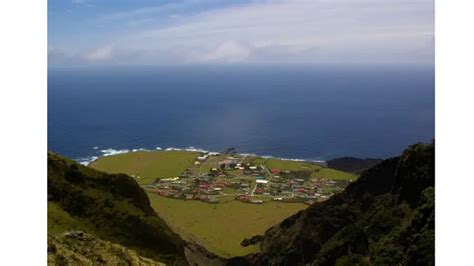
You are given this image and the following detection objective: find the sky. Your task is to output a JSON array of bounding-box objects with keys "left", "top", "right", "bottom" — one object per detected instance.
[{"left": 48, "top": 0, "right": 434, "bottom": 66}]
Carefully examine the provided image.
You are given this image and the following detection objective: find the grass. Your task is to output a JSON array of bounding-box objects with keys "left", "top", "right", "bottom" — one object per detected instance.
[
  {"left": 90, "top": 151, "right": 199, "bottom": 184},
  {"left": 251, "top": 158, "right": 320, "bottom": 171},
  {"left": 48, "top": 202, "right": 92, "bottom": 234},
  {"left": 87, "top": 150, "right": 354, "bottom": 257},
  {"left": 313, "top": 168, "right": 357, "bottom": 180},
  {"left": 147, "top": 192, "right": 307, "bottom": 258},
  {"left": 247, "top": 157, "right": 356, "bottom": 180}
]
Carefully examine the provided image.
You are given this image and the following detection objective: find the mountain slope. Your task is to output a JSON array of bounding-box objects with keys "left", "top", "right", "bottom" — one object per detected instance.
[
  {"left": 47, "top": 152, "right": 188, "bottom": 265},
  {"left": 48, "top": 231, "right": 165, "bottom": 265},
  {"left": 326, "top": 157, "right": 383, "bottom": 174},
  {"left": 228, "top": 142, "right": 434, "bottom": 265}
]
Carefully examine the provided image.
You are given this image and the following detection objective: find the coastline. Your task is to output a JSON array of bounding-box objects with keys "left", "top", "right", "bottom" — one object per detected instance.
[{"left": 75, "top": 146, "right": 328, "bottom": 167}]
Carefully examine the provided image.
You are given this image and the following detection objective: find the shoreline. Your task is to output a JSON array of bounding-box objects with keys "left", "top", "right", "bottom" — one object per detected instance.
[{"left": 75, "top": 146, "right": 328, "bottom": 167}]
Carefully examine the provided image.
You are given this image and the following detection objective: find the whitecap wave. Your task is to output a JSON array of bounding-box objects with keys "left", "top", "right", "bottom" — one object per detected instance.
[
  {"left": 184, "top": 146, "right": 208, "bottom": 153},
  {"left": 76, "top": 156, "right": 99, "bottom": 166},
  {"left": 238, "top": 153, "right": 258, "bottom": 157},
  {"left": 165, "top": 147, "right": 182, "bottom": 151},
  {"left": 100, "top": 148, "right": 130, "bottom": 156},
  {"left": 77, "top": 145, "right": 326, "bottom": 167}
]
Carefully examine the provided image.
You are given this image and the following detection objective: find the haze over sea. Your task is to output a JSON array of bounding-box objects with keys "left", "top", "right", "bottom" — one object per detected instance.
[{"left": 48, "top": 64, "right": 434, "bottom": 164}]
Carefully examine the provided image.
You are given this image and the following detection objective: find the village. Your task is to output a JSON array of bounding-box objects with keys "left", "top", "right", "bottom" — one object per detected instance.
[{"left": 143, "top": 151, "right": 352, "bottom": 205}]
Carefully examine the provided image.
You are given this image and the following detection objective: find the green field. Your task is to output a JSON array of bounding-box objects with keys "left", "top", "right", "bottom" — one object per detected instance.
[
  {"left": 314, "top": 168, "right": 356, "bottom": 180},
  {"left": 89, "top": 150, "right": 355, "bottom": 257},
  {"left": 247, "top": 157, "right": 356, "bottom": 180},
  {"left": 147, "top": 192, "right": 306, "bottom": 257},
  {"left": 90, "top": 151, "right": 199, "bottom": 184}
]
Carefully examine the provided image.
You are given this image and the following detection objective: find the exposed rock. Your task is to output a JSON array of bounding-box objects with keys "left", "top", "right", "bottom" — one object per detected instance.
[{"left": 48, "top": 231, "right": 165, "bottom": 265}]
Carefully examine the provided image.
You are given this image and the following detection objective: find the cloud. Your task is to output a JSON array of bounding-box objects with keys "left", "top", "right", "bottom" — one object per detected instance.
[
  {"left": 50, "top": 0, "right": 434, "bottom": 65},
  {"left": 72, "top": 0, "right": 88, "bottom": 4},
  {"left": 190, "top": 41, "right": 252, "bottom": 63},
  {"left": 82, "top": 45, "right": 114, "bottom": 61}
]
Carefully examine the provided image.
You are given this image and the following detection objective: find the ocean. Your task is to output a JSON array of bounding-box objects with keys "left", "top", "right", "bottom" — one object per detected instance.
[{"left": 48, "top": 64, "right": 434, "bottom": 164}]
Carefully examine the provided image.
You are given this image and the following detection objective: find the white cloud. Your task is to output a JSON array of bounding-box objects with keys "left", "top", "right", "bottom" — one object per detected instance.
[
  {"left": 51, "top": 0, "right": 434, "bottom": 65},
  {"left": 189, "top": 41, "right": 252, "bottom": 63},
  {"left": 72, "top": 0, "right": 88, "bottom": 4},
  {"left": 82, "top": 45, "right": 114, "bottom": 61}
]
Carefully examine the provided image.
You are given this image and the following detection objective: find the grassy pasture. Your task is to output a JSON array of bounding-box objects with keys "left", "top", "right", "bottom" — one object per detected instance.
[
  {"left": 313, "top": 168, "right": 357, "bottom": 180},
  {"left": 90, "top": 151, "right": 198, "bottom": 184},
  {"left": 147, "top": 192, "right": 306, "bottom": 258},
  {"left": 246, "top": 157, "right": 356, "bottom": 180},
  {"left": 88, "top": 150, "right": 354, "bottom": 257}
]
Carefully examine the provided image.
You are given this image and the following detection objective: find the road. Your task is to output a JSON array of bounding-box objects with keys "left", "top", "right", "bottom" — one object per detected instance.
[{"left": 250, "top": 181, "right": 257, "bottom": 197}]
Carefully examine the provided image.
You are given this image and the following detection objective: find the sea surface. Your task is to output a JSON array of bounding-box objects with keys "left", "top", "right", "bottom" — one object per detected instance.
[{"left": 48, "top": 64, "right": 434, "bottom": 164}]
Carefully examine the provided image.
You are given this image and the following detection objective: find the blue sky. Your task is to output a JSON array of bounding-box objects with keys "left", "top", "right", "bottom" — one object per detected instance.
[{"left": 48, "top": 0, "right": 434, "bottom": 66}]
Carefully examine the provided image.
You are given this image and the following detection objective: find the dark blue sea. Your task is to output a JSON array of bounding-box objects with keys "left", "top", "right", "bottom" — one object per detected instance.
[{"left": 48, "top": 64, "right": 434, "bottom": 164}]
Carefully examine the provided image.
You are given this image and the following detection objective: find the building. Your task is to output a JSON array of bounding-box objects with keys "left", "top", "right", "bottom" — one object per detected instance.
[
  {"left": 160, "top": 177, "right": 180, "bottom": 183},
  {"left": 197, "top": 155, "right": 209, "bottom": 161},
  {"left": 271, "top": 168, "right": 281, "bottom": 174},
  {"left": 249, "top": 199, "right": 263, "bottom": 204}
]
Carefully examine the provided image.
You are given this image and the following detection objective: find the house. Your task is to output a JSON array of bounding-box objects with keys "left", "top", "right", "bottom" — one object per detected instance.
[
  {"left": 240, "top": 182, "right": 250, "bottom": 187},
  {"left": 271, "top": 168, "right": 281, "bottom": 174},
  {"left": 160, "top": 177, "right": 180, "bottom": 183},
  {"left": 249, "top": 199, "right": 263, "bottom": 204},
  {"left": 236, "top": 195, "right": 251, "bottom": 202}
]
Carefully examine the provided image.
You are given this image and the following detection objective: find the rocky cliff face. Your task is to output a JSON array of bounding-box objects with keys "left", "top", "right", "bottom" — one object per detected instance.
[{"left": 228, "top": 142, "right": 434, "bottom": 266}]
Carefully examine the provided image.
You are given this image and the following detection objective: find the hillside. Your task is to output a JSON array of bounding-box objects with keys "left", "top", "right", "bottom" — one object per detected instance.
[
  {"left": 48, "top": 231, "right": 165, "bottom": 265},
  {"left": 47, "top": 152, "right": 188, "bottom": 265},
  {"left": 326, "top": 157, "right": 383, "bottom": 174},
  {"left": 228, "top": 142, "right": 434, "bottom": 265}
]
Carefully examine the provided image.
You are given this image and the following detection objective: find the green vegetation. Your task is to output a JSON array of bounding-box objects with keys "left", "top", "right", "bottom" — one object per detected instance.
[
  {"left": 48, "top": 202, "right": 93, "bottom": 234},
  {"left": 248, "top": 157, "right": 319, "bottom": 171},
  {"left": 88, "top": 150, "right": 355, "bottom": 258},
  {"left": 90, "top": 151, "right": 199, "bottom": 184},
  {"left": 313, "top": 168, "right": 356, "bottom": 180},
  {"left": 47, "top": 152, "right": 187, "bottom": 265},
  {"left": 48, "top": 231, "right": 165, "bottom": 265},
  {"left": 48, "top": 142, "right": 433, "bottom": 264},
  {"left": 247, "top": 157, "right": 356, "bottom": 180},
  {"left": 147, "top": 192, "right": 306, "bottom": 258},
  {"left": 231, "top": 142, "right": 434, "bottom": 265}
]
